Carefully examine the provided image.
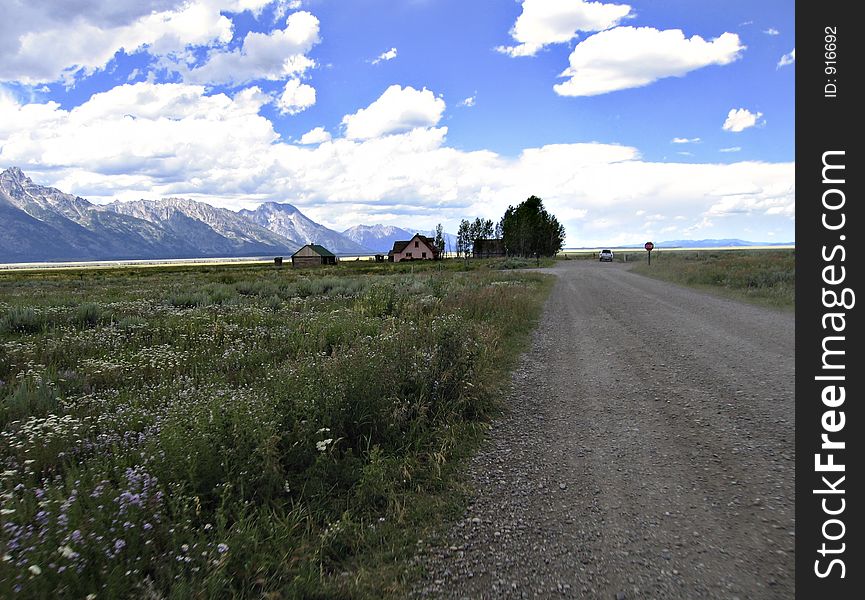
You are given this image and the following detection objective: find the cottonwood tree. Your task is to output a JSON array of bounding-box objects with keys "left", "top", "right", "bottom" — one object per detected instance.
[{"left": 499, "top": 195, "right": 565, "bottom": 257}]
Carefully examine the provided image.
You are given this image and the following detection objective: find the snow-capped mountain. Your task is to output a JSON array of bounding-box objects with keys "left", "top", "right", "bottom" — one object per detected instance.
[
  {"left": 0, "top": 167, "right": 299, "bottom": 262},
  {"left": 102, "top": 197, "right": 301, "bottom": 256},
  {"left": 239, "top": 202, "right": 370, "bottom": 254}
]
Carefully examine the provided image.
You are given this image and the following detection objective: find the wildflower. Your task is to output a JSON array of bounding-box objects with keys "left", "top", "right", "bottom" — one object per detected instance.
[
  {"left": 316, "top": 427, "right": 331, "bottom": 434},
  {"left": 217, "top": 543, "right": 229, "bottom": 554},
  {"left": 181, "top": 544, "right": 189, "bottom": 553},
  {"left": 29, "top": 565, "right": 42, "bottom": 575},
  {"left": 113, "top": 539, "right": 126, "bottom": 552},
  {"left": 316, "top": 438, "right": 333, "bottom": 452},
  {"left": 0, "top": 509, "right": 14, "bottom": 515},
  {"left": 59, "top": 546, "right": 78, "bottom": 559}
]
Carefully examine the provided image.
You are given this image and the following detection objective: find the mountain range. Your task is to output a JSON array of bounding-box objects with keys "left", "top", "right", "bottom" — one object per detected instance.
[
  {"left": 0, "top": 167, "right": 444, "bottom": 263},
  {"left": 618, "top": 239, "right": 795, "bottom": 249},
  {"left": 2, "top": 167, "right": 790, "bottom": 263}
]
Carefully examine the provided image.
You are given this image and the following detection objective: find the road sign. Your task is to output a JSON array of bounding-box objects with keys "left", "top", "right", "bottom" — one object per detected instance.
[{"left": 645, "top": 241, "right": 654, "bottom": 265}]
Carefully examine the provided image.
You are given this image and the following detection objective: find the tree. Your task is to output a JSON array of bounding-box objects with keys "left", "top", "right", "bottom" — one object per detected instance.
[
  {"left": 456, "top": 219, "right": 471, "bottom": 258},
  {"left": 434, "top": 223, "right": 445, "bottom": 257},
  {"left": 499, "top": 195, "right": 565, "bottom": 258}
]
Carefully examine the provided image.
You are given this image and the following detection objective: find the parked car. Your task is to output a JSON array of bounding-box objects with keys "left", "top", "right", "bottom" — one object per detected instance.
[{"left": 599, "top": 249, "right": 614, "bottom": 262}]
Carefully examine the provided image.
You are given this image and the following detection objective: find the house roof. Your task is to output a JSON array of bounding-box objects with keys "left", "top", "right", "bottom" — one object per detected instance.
[
  {"left": 388, "top": 234, "right": 438, "bottom": 255},
  {"left": 292, "top": 244, "right": 336, "bottom": 257}
]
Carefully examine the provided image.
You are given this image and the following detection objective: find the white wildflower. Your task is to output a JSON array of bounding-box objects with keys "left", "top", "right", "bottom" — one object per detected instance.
[
  {"left": 29, "top": 564, "right": 42, "bottom": 575},
  {"left": 316, "top": 438, "right": 333, "bottom": 452}
]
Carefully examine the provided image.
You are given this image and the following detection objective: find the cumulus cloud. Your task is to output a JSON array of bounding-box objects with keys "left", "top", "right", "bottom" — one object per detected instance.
[
  {"left": 341, "top": 85, "right": 446, "bottom": 140},
  {"left": 371, "top": 48, "right": 398, "bottom": 64},
  {"left": 277, "top": 79, "right": 316, "bottom": 114},
  {"left": 777, "top": 48, "right": 795, "bottom": 68},
  {"left": 672, "top": 137, "right": 700, "bottom": 144},
  {"left": 496, "top": 0, "right": 632, "bottom": 57},
  {"left": 177, "top": 11, "right": 320, "bottom": 86},
  {"left": 298, "top": 126, "right": 331, "bottom": 145},
  {"left": 0, "top": 1, "right": 278, "bottom": 84},
  {"left": 722, "top": 108, "right": 763, "bottom": 132},
  {"left": 0, "top": 82, "right": 793, "bottom": 246},
  {"left": 554, "top": 27, "right": 744, "bottom": 96}
]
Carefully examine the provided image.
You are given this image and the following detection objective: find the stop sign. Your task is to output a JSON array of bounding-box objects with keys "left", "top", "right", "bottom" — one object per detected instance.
[{"left": 645, "top": 241, "right": 654, "bottom": 251}]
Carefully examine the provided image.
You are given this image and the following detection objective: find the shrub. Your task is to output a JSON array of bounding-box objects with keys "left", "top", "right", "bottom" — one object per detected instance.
[{"left": 0, "top": 306, "right": 43, "bottom": 334}]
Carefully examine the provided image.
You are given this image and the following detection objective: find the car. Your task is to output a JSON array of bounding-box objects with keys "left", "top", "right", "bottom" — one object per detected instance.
[{"left": 599, "top": 249, "right": 614, "bottom": 262}]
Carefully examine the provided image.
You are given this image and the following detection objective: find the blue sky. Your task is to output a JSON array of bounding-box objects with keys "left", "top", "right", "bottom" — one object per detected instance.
[{"left": 0, "top": 0, "right": 794, "bottom": 246}]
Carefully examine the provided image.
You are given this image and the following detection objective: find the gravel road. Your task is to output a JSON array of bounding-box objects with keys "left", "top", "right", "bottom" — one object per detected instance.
[{"left": 413, "top": 260, "right": 794, "bottom": 599}]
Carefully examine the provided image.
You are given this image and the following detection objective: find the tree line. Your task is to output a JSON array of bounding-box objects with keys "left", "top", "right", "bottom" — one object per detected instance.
[{"left": 434, "top": 195, "right": 565, "bottom": 258}]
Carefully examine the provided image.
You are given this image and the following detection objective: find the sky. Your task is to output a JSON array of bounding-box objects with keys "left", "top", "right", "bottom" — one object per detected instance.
[{"left": 0, "top": 0, "right": 795, "bottom": 247}]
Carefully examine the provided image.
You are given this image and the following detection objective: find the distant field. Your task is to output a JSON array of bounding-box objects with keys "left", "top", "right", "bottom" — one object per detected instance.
[
  {"left": 627, "top": 248, "right": 795, "bottom": 310},
  {"left": 0, "top": 261, "right": 553, "bottom": 598}
]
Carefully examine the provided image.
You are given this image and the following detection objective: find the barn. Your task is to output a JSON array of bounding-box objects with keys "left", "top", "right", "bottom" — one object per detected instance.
[{"left": 291, "top": 244, "right": 337, "bottom": 267}]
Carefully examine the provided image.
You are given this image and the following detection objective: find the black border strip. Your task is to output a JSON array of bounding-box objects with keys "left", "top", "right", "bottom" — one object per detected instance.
[{"left": 795, "top": 2, "right": 861, "bottom": 595}]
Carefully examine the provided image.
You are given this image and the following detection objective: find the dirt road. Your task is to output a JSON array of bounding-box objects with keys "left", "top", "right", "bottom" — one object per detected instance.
[{"left": 414, "top": 260, "right": 794, "bottom": 599}]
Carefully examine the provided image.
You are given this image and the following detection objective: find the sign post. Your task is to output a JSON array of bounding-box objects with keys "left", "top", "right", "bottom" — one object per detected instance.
[{"left": 644, "top": 241, "right": 654, "bottom": 265}]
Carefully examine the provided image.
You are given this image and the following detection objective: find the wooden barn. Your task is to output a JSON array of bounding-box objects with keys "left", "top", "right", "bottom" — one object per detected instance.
[
  {"left": 473, "top": 238, "right": 506, "bottom": 258},
  {"left": 387, "top": 234, "right": 440, "bottom": 262},
  {"left": 291, "top": 244, "right": 337, "bottom": 267}
]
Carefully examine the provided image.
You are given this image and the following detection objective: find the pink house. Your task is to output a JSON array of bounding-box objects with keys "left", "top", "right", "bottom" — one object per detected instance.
[{"left": 388, "top": 233, "right": 440, "bottom": 262}]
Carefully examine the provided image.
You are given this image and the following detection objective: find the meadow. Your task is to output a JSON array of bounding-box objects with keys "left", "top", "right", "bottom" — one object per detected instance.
[
  {"left": 627, "top": 249, "right": 795, "bottom": 309},
  {"left": 0, "top": 259, "right": 553, "bottom": 599}
]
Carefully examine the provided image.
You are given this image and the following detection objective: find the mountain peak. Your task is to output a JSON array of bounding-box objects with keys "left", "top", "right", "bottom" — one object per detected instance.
[
  {"left": 256, "top": 201, "right": 300, "bottom": 214},
  {"left": 1, "top": 166, "right": 30, "bottom": 184}
]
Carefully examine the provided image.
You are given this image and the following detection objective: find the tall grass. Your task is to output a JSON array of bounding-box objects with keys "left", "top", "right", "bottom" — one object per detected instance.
[
  {"left": 629, "top": 249, "right": 794, "bottom": 309},
  {"left": 0, "top": 262, "right": 553, "bottom": 598}
]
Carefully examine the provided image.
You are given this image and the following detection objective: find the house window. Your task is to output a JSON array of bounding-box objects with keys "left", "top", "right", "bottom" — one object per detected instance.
[
  {"left": 422, "top": 252, "right": 427, "bottom": 258},
  {"left": 406, "top": 252, "right": 412, "bottom": 258},
  {"left": 414, "top": 241, "right": 419, "bottom": 247}
]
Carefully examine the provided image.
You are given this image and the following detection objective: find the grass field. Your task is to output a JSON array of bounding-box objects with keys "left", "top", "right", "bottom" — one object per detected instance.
[
  {"left": 628, "top": 249, "right": 795, "bottom": 310},
  {"left": 0, "top": 259, "right": 553, "bottom": 598}
]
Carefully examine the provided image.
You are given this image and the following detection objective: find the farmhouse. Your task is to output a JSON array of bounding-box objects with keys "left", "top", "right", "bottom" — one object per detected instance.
[
  {"left": 291, "top": 244, "right": 337, "bottom": 267},
  {"left": 388, "top": 234, "right": 440, "bottom": 262},
  {"left": 473, "top": 238, "right": 506, "bottom": 258}
]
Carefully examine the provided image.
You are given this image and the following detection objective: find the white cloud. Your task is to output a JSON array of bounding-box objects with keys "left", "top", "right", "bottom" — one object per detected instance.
[
  {"left": 178, "top": 11, "right": 320, "bottom": 86},
  {"left": 0, "top": 1, "right": 279, "bottom": 84},
  {"left": 496, "top": 0, "right": 632, "bottom": 57},
  {"left": 777, "top": 48, "right": 795, "bottom": 68},
  {"left": 298, "top": 126, "right": 331, "bottom": 145},
  {"left": 722, "top": 108, "right": 763, "bottom": 132},
  {"left": 341, "top": 85, "right": 446, "bottom": 140},
  {"left": 459, "top": 96, "right": 477, "bottom": 108},
  {"left": 277, "top": 79, "right": 316, "bottom": 114},
  {"left": 371, "top": 48, "right": 398, "bottom": 64},
  {"left": 672, "top": 137, "right": 700, "bottom": 144},
  {"left": 763, "top": 28, "right": 780, "bottom": 35},
  {"left": 0, "top": 82, "right": 793, "bottom": 246},
  {"left": 720, "top": 147, "right": 742, "bottom": 153},
  {"left": 554, "top": 27, "right": 744, "bottom": 96}
]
